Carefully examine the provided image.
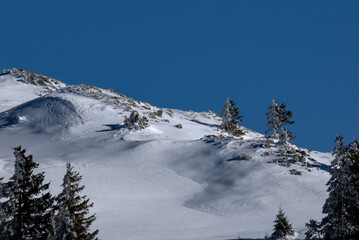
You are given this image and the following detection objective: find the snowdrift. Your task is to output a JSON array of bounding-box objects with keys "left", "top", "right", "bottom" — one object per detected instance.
[{"left": 0, "top": 96, "right": 83, "bottom": 134}]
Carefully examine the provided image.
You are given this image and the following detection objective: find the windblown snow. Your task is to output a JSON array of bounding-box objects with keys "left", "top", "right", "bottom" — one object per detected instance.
[{"left": 0, "top": 69, "right": 332, "bottom": 240}]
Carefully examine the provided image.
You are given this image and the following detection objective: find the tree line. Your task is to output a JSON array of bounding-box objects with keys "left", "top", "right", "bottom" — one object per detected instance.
[
  {"left": 220, "top": 98, "right": 294, "bottom": 143},
  {"left": 0, "top": 146, "right": 99, "bottom": 240}
]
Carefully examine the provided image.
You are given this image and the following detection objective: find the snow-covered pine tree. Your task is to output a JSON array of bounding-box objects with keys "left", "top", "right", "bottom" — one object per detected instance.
[
  {"left": 52, "top": 166, "right": 76, "bottom": 240},
  {"left": 52, "top": 209, "right": 75, "bottom": 240},
  {"left": 347, "top": 139, "right": 359, "bottom": 239},
  {"left": 124, "top": 110, "right": 149, "bottom": 130},
  {"left": 271, "top": 207, "right": 294, "bottom": 239},
  {"left": 53, "top": 163, "right": 98, "bottom": 240},
  {"left": 321, "top": 135, "right": 347, "bottom": 239},
  {"left": 0, "top": 146, "right": 54, "bottom": 240},
  {"left": 321, "top": 136, "right": 359, "bottom": 239},
  {"left": 0, "top": 176, "right": 7, "bottom": 239},
  {"left": 305, "top": 219, "right": 322, "bottom": 239},
  {"left": 266, "top": 99, "right": 294, "bottom": 144},
  {"left": 266, "top": 99, "right": 281, "bottom": 140},
  {"left": 220, "top": 98, "right": 244, "bottom": 137},
  {"left": 278, "top": 102, "right": 295, "bottom": 146},
  {"left": 280, "top": 129, "right": 290, "bottom": 149}
]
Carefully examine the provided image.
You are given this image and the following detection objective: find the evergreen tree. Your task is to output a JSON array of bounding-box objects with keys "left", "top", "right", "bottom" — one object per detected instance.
[
  {"left": 53, "top": 163, "right": 98, "bottom": 240},
  {"left": 346, "top": 139, "right": 359, "bottom": 239},
  {"left": 321, "top": 136, "right": 359, "bottom": 239},
  {"left": 321, "top": 135, "right": 348, "bottom": 239},
  {"left": 0, "top": 176, "right": 8, "bottom": 239},
  {"left": 220, "top": 98, "right": 244, "bottom": 136},
  {"left": 266, "top": 99, "right": 294, "bottom": 144},
  {"left": 305, "top": 219, "right": 322, "bottom": 239},
  {"left": 0, "top": 146, "right": 53, "bottom": 240},
  {"left": 271, "top": 208, "right": 294, "bottom": 239},
  {"left": 52, "top": 210, "right": 75, "bottom": 240},
  {"left": 266, "top": 99, "right": 281, "bottom": 140}
]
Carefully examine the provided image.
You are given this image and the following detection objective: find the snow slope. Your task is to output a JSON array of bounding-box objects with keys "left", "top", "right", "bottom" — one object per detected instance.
[{"left": 0, "top": 69, "right": 332, "bottom": 240}]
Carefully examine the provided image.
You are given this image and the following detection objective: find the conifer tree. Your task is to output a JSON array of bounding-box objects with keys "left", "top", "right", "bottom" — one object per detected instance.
[
  {"left": 220, "top": 98, "right": 244, "bottom": 136},
  {"left": 305, "top": 219, "right": 322, "bottom": 239},
  {"left": 0, "top": 176, "right": 7, "bottom": 239},
  {"left": 266, "top": 99, "right": 294, "bottom": 144},
  {"left": 346, "top": 139, "right": 359, "bottom": 239},
  {"left": 52, "top": 210, "right": 75, "bottom": 240},
  {"left": 271, "top": 207, "right": 294, "bottom": 239},
  {"left": 266, "top": 99, "right": 281, "bottom": 140},
  {"left": 321, "top": 136, "right": 359, "bottom": 239},
  {"left": 53, "top": 163, "right": 99, "bottom": 240},
  {"left": 0, "top": 146, "right": 53, "bottom": 240}
]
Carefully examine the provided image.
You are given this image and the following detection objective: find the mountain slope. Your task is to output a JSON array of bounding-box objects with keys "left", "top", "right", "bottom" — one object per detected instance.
[{"left": 0, "top": 69, "right": 331, "bottom": 240}]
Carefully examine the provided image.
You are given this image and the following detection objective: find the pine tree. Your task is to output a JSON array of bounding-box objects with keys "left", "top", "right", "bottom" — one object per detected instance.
[
  {"left": 266, "top": 99, "right": 281, "bottom": 140},
  {"left": 321, "top": 135, "right": 347, "bottom": 239},
  {"left": 0, "top": 176, "right": 8, "bottom": 239},
  {"left": 346, "top": 139, "right": 359, "bottom": 239},
  {"left": 321, "top": 136, "right": 359, "bottom": 239},
  {"left": 52, "top": 210, "right": 75, "bottom": 240},
  {"left": 266, "top": 99, "right": 294, "bottom": 144},
  {"left": 220, "top": 98, "right": 244, "bottom": 136},
  {"left": 305, "top": 219, "right": 322, "bottom": 239},
  {"left": 0, "top": 146, "right": 54, "bottom": 240},
  {"left": 271, "top": 207, "right": 294, "bottom": 239},
  {"left": 53, "top": 163, "right": 99, "bottom": 240}
]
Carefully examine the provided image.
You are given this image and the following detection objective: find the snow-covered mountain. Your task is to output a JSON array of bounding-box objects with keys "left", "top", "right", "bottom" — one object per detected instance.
[{"left": 0, "top": 68, "right": 332, "bottom": 240}]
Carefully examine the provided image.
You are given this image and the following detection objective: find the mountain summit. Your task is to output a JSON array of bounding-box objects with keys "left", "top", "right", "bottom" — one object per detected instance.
[{"left": 0, "top": 68, "right": 331, "bottom": 240}]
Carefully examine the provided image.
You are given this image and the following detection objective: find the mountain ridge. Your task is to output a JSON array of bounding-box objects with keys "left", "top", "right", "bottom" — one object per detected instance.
[{"left": 0, "top": 68, "right": 332, "bottom": 240}]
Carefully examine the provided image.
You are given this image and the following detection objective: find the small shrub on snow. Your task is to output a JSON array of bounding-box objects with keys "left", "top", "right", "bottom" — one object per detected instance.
[
  {"left": 141, "top": 103, "right": 151, "bottom": 110},
  {"left": 155, "top": 109, "right": 163, "bottom": 117},
  {"left": 124, "top": 111, "right": 149, "bottom": 130},
  {"left": 201, "top": 135, "right": 228, "bottom": 144},
  {"left": 277, "top": 148, "right": 308, "bottom": 167},
  {"left": 149, "top": 109, "right": 164, "bottom": 119},
  {"left": 166, "top": 109, "right": 174, "bottom": 118},
  {"left": 289, "top": 169, "right": 302, "bottom": 176},
  {"left": 241, "top": 153, "right": 251, "bottom": 160},
  {"left": 127, "top": 97, "right": 136, "bottom": 106}
]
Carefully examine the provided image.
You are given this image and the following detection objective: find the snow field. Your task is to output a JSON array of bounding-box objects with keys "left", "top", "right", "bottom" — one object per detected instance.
[{"left": 0, "top": 70, "right": 333, "bottom": 239}]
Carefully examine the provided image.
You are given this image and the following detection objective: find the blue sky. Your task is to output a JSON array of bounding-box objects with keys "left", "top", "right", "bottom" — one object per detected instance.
[{"left": 0, "top": 0, "right": 358, "bottom": 152}]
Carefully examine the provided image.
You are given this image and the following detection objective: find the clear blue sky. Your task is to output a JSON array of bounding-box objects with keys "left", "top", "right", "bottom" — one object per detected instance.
[{"left": 0, "top": 0, "right": 358, "bottom": 152}]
